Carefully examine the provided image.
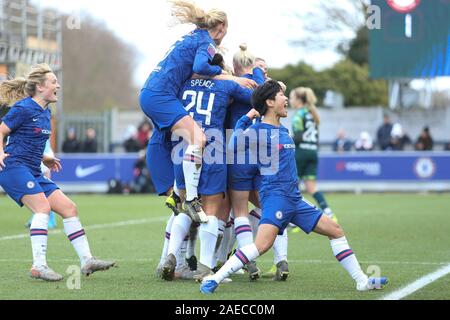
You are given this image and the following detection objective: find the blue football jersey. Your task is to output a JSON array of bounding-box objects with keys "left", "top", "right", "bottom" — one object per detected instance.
[
  {"left": 142, "top": 29, "right": 222, "bottom": 96},
  {"left": 2, "top": 97, "right": 52, "bottom": 176},
  {"left": 232, "top": 115, "right": 301, "bottom": 199},
  {"left": 226, "top": 68, "right": 266, "bottom": 129},
  {"left": 179, "top": 79, "right": 252, "bottom": 132}
]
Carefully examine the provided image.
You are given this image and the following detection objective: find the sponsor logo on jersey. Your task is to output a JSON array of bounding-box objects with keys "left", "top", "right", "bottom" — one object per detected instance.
[
  {"left": 278, "top": 144, "right": 296, "bottom": 150},
  {"left": 34, "top": 128, "right": 52, "bottom": 135}
]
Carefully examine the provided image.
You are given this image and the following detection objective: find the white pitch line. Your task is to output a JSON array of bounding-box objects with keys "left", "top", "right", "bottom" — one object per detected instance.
[
  {"left": 0, "top": 216, "right": 168, "bottom": 241},
  {"left": 381, "top": 263, "right": 450, "bottom": 300}
]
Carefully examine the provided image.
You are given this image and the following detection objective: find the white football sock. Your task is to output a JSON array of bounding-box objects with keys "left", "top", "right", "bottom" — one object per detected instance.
[
  {"left": 30, "top": 213, "right": 50, "bottom": 268},
  {"left": 212, "top": 243, "right": 260, "bottom": 284},
  {"left": 234, "top": 217, "right": 253, "bottom": 249},
  {"left": 183, "top": 145, "right": 203, "bottom": 201},
  {"left": 168, "top": 213, "right": 192, "bottom": 258},
  {"left": 216, "top": 218, "right": 233, "bottom": 264},
  {"left": 64, "top": 217, "right": 93, "bottom": 266},
  {"left": 186, "top": 224, "right": 198, "bottom": 259},
  {"left": 273, "top": 229, "right": 288, "bottom": 265},
  {"left": 213, "top": 220, "right": 226, "bottom": 266},
  {"left": 199, "top": 216, "right": 219, "bottom": 269},
  {"left": 331, "top": 237, "right": 368, "bottom": 285},
  {"left": 248, "top": 208, "right": 262, "bottom": 238},
  {"left": 159, "top": 214, "right": 175, "bottom": 265},
  {"left": 176, "top": 237, "right": 189, "bottom": 269}
]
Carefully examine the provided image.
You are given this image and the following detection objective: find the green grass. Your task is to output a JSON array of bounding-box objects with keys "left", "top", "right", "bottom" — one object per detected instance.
[{"left": 0, "top": 193, "right": 449, "bottom": 300}]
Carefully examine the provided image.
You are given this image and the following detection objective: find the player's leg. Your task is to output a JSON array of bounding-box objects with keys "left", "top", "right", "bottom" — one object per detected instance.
[
  {"left": 272, "top": 229, "right": 289, "bottom": 281},
  {"left": 248, "top": 190, "right": 262, "bottom": 235},
  {"left": 213, "top": 194, "right": 231, "bottom": 270},
  {"left": 22, "top": 193, "right": 63, "bottom": 282},
  {"left": 229, "top": 189, "right": 261, "bottom": 280},
  {"left": 200, "top": 224, "right": 278, "bottom": 294},
  {"left": 193, "top": 193, "right": 222, "bottom": 281},
  {"left": 216, "top": 211, "right": 233, "bottom": 269},
  {"left": 172, "top": 116, "right": 208, "bottom": 222},
  {"left": 162, "top": 204, "right": 192, "bottom": 281},
  {"left": 156, "top": 213, "right": 175, "bottom": 277},
  {"left": 310, "top": 205, "right": 388, "bottom": 291},
  {"left": 303, "top": 153, "right": 337, "bottom": 222},
  {"left": 304, "top": 179, "right": 337, "bottom": 222},
  {"left": 0, "top": 167, "right": 62, "bottom": 281},
  {"left": 140, "top": 91, "right": 207, "bottom": 221},
  {"left": 47, "top": 190, "right": 115, "bottom": 276}
]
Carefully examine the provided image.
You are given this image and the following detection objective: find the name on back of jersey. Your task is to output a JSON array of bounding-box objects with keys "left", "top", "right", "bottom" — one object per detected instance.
[{"left": 190, "top": 79, "right": 215, "bottom": 90}]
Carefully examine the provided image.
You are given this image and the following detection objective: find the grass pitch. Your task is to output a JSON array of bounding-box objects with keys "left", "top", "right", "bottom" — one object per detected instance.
[{"left": 0, "top": 193, "right": 449, "bottom": 300}]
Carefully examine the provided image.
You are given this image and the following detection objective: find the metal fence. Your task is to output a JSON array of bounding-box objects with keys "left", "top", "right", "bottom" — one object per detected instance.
[{"left": 58, "top": 111, "right": 112, "bottom": 153}]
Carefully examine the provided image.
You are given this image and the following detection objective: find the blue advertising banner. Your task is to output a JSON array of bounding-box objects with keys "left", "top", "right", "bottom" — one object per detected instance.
[
  {"left": 317, "top": 152, "right": 450, "bottom": 181},
  {"left": 51, "top": 154, "right": 137, "bottom": 184},
  {"left": 51, "top": 152, "right": 450, "bottom": 185}
]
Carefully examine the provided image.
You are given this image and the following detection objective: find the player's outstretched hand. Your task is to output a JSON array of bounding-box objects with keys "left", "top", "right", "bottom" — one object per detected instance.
[
  {"left": 43, "top": 156, "right": 62, "bottom": 173},
  {"left": 0, "top": 152, "right": 9, "bottom": 170},
  {"left": 234, "top": 77, "right": 258, "bottom": 89},
  {"left": 246, "top": 108, "right": 260, "bottom": 120}
]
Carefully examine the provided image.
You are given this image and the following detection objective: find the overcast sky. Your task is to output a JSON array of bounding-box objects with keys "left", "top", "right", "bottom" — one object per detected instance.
[
  {"left": 34, "top": 0, "right": 341, "bottom": 85},
  {"left": 33, "top": 0, "right": 450, "bottom": 91}
]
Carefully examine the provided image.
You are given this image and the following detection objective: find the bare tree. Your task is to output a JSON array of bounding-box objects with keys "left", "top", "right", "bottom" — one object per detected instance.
[
  {"left": 62, "top": 13, "right": 140, "bottom": 112},
  {"left": 289, "top": 0, "right": 369, "bottom": 53}
]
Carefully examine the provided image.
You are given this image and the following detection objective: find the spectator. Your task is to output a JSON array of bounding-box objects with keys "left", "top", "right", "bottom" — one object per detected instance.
[
  {"left": 415, "top": 126, "right": 434, "bottom": 151},
  {"left": 62, "top": 128, "right": 81, "bottom": 153},
  {"left": 129, "top": 150, "right": 155, "bottom": 194},
  {"left": 333, "top": 128, "right": 353, "bottom": 153},
  {"left": 81, "top": 128, "right": 98, "bottom": 153},
  {"left": 137, "top": 121, "right": 153, "bottom": 149},
  {"left": 445, "top": 142, "right": 450, "bottom": 151},
  {"left": 377, "top": 114, "right": 394, "bottom": 150},
  {"left": 391, "top": 123, "right": 411, "bottom": 151},
  {"left": 355, "top": 131, "right": 374, "bottom": 151},
  {"left": 123, "top": 125, "right": 142, "bottom": 153}
]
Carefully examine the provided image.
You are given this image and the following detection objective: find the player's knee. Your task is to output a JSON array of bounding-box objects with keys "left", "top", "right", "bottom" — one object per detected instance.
[
  {"left": 257, "top": 241, "right": 272, "bottom": 255},
  {"left": 65, "top": 201, "right": 78, "bottom": 218},
  {"left": 197, "top": 132, "right": 207, "bottom": 149},
  {"left": 38, "top": 204, "right": 52, "bottom": 214},
  {"left": 330, "top": 223, "right": 345, "bottom": 239}
]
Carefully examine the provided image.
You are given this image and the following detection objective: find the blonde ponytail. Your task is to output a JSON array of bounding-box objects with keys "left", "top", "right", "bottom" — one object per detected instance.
[
  {"left": 0, "top": 63, "right": 52, "bottom": 106},
  {"left": 293, "top": 87, "right": 317, "bottom": 108},
  {"left": 0, "top": 78, "right": 27, "bottom": 106},
  {"left": 169, "top": 0, "right": 227, "bottom": 30},
  {"left": 233, "top": 43, "right": 256, "bottom": 69}
]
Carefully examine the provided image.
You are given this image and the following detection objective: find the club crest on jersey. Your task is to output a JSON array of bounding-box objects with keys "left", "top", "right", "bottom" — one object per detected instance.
[
  {"left": 207, "top": 44, "right": 216, "bottom": 59},
  {"left": 275, "top": 211, "right": 283, "bottom": 220}
]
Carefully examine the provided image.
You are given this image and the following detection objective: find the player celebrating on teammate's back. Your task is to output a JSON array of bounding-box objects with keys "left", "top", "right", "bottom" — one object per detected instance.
[
  {"left": 160, "top": 53, "right": 254, "bottom": 281},
  {"left": 200, "top": 80, "right": 388, "bottom": 294},
  {"left": 0, "top": 64, "right": 115, "bottom": 282},
  {"left": 140, "top": 0, "right": 256, "bottom": 224}
]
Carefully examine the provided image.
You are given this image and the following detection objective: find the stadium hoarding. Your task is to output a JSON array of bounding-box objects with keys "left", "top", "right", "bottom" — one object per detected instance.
[{"left": 2, "top": 153, "right": 447, "bottom": 193}]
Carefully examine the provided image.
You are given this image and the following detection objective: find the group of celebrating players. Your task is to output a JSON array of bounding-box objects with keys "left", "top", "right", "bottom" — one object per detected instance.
[
  {"left": 140, "top": 1, "right": 388, "bottom": 294},
  {"left": 0, "top": 0, "right": 388, "bottom": 295}
]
